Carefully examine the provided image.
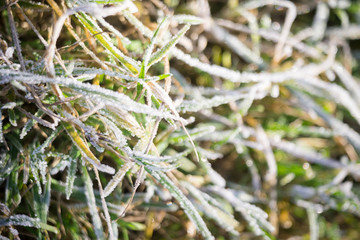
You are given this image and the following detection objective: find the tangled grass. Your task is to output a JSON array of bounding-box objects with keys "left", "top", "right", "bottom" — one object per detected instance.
[{"left": 1, "top": 0, "right": 360, "bottom": 239}]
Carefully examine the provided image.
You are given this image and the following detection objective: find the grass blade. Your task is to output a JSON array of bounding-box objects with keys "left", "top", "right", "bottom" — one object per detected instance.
[
  {"left": 148, "top": 24, "right": 190, "bottom": 68},
  {"left": 75, "top": 12, "right": 139, "bottom": 74},
  {"left": 149, "top": 170, "right": 214, "bottom": 240},
  {"left": 82, "top": 165, "right": 105, "bottom": 240}
]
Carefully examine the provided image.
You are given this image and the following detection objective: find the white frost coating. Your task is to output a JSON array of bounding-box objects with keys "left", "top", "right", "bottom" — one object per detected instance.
[
  {"left": 0, "top": 236, "right": 9, "bottom": 240},
  {"left": 311, "top": 2, "right": 330, "bottom": 41},
  {"left": 9, "top": 215, "right": 40, "bottom": 228},
  {"left": 101, "top": 107, "right": 145, "bottom": 138},
  {"left": 70, "top": 0, "right": 137, "bottom": 15},
  {"left": 172, "top": 14, "right": 204, "bottom": 25},
  {"left": 208, "top": 186, "right": 274, "bottom": 238},
  {"left": 103, "top": 162, "right": 135, "bottom": 197},
  {"left": 50, "top": 158, "right": 69, "bottom": 175},
  {"left": 9, "top": 227, "right": 18, "bottom": 237},
  {"left": 66, "top": 156, "right": 77, "bottom": 200},
  {"left": 142, "top": 17, "right": 167, "bottom": 73},
  {"left": 30, "top": 156, "right": 43, "bottom": 194},
  {"left": 76, "top": 12, "right": 140, "bottom": 72},
  {"left": 140, "top": 163, "right": 178, "bottom": 172},
  {"left": 132, "top": 149, "right": 191, "bottom": 163},
  {"left": 33, "top": 127, "right": 60, "bottom": 154},
  {"left": 148, "top": 24, "right": 190, "bottom": 68},
  {"left": 182, "top": 182, "right": 239, "bottom": 235},
  {"left": 96, "top": 16, "right": 131, "bottom": 45},
  {"left": 82, "top": 167, "right": 105, "bottom": 240},
  {"left": 203, "top": 161, "right": 226, "bottom": 187},
  {"left": 83, "top": 155, "right": 115, "bottom": 175},
  {"left": 0, "top": 69, "right": 182, "bottom": 121},
  {"left": 1, "top": 102, "right": 16, "bottom": 110},
  {"left": 5, "top": 47, "right": 14, "bottom": 59},
  {"left": 150, "top": 170, "right": 215, "bottom": 240},
  {"left": 332, "top": 63, "right": 360, "bottom": 108},
  {"left": 243, "top": 0, "right": 297, "bottom": 63},
  {"left": 171, "top": 47, "right": 243, "bottom": 81},
  {"left": 198, "top": 147, "right": 223, "bottom": 160},
  {"left": 99, "top": 116, "right": 128, "bottom": 148},
  {"left": 72, "top": 67, "right": 163, "bottom": 82},
  {"left": 38, "top": 159, "right": 48, "bottom": 184},
  {"left": 148, "top": 81, "right": 179, "bottom": 117},
  {"left": 292, "top": 89, "right": 360, "bottom": 152},
  {"left": 122, "top": 10, "right": 153, "bottom": 38},
  {"left": 271, "top": 138, "right": 344, "bottom": 169},
  {"left": 179, "top": 94, "right": 248, "bottom": 113},
  {"left": 185, "top": 125, "right": 216, "bottom": 140},
  {"left": 298, "top": 77, "right": 360, "bottom": 126},
  {"left": 208, "top": 24, "right": 264, "bottom": 66},
  {"left": 172, "top": 47, "right": 335, "bottom": 83}
]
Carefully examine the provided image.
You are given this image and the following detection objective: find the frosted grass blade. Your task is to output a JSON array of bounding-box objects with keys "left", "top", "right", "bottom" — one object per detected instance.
[
  {"left": 82, "top": 165, "right": 105, "bottom": 240},
  {"left": 33, "top": 174, "right": 51, "bottom": 224},
  {"left": 103, "top": 162, "right": 134, "bottom": 197},
  {"left": 0, "top": 214, "right": 58, "bottom": 233},
  {"left": 172, "top": 15, "right": 204, "bottom": 25},
  {"left": 96, "top": 16, "right": 131, "bottom": 45},
  {"left": 182, "top": 182, "right": 239, "bottom": 235},
  {"left": 63, "top": 122, "right": 115, "bottom": 174},
  {"left": 132, "top": 149, "right": 191, "bottom": 163},
  {"left": 8, "top": 109, "right": 17, "bottom": 127},
  {"left": 66, "top": 148, "right": 80, "bottom": 199},
  {"left": 76, "top": 12, "right": 139, "bottom": 73},
  {"left": 122, "top": 10, "right": 153, "bottom": 38},
  {"left": 0, "top": 102, "right": 17, "bottom": 143},
  {"left": 148, "top": 24, "right": 190, "bottom": 68},
  {"left": 179, "top": 94, "right": 248, "bottom": 113},
  {"left": 149, "top": 170, "right": 214, "bottom": 240},
  {"left": 101, "top": 107, "right": 145, "bottom": 139},
  {"left": 0, "top": 69, "right": 182, "bottom": 121},
  {"left": 20, "top": 110, "right": 44, "bottom": 139},
  {"left": 140, "top": 17, "right": 168, "bottom": 78},
  {"left": 33, "top": 127, "right": 61, "bottom": 154}
]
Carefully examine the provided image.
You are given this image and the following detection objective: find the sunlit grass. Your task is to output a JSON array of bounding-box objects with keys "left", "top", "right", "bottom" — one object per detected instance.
[{"left": 1, "top": 0, "right": 360, "bottom": 239}]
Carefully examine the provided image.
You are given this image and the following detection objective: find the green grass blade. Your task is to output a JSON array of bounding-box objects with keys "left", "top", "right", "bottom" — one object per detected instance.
[
  {"left": 33, "top": 174, "right": 51, "bottom": 224},
  {"left": 0, "top": 214, "right": 57, "bottom": 233},
  {"left": 148, "top": 23, "right": 190, "bottom": 68},
  {"left": 139, "top": 17, "right": 168, "bottom": 78},
  {"left": 75, "top": 12, "right": 139, "bottom": 74},
  {"left": 66, "top": 147, "right": 80, "bottom": 199}
]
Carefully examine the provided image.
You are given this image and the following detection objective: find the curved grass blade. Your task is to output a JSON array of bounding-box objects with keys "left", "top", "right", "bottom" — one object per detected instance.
[
  {"left": 182, "top": 181, "right": 239, "bottom": 235},
  {"left": 63, "top": 122, "right": 115, "bottom": 174},
  {"left": 139, "top": 17, "right": 168, "bottom": 78},
  {"left": 66, "top": 147, "right": 80, "bottom": 199},
  {"left": 148, "top": 24, "right": 190, "bottom": 68},
  {"left": 149, "top": 170, "right": 214, "bottom": 240},
  {"left": 81, "top": 165, "right": 105, "bottom": 240},
  {"left": 0, "top": 214, "right": 58, "bottom": 233},
  {"left": 103, "top": 162, "right": 135, "bottom": 197},
  {"left": 75, "top": 12, "right": 139, "bottom": 74}
]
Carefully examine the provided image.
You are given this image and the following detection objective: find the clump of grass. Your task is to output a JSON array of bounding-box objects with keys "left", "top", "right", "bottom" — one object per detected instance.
[{"left": 1, "top": 0, "right": 360, "bottom": 239}]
